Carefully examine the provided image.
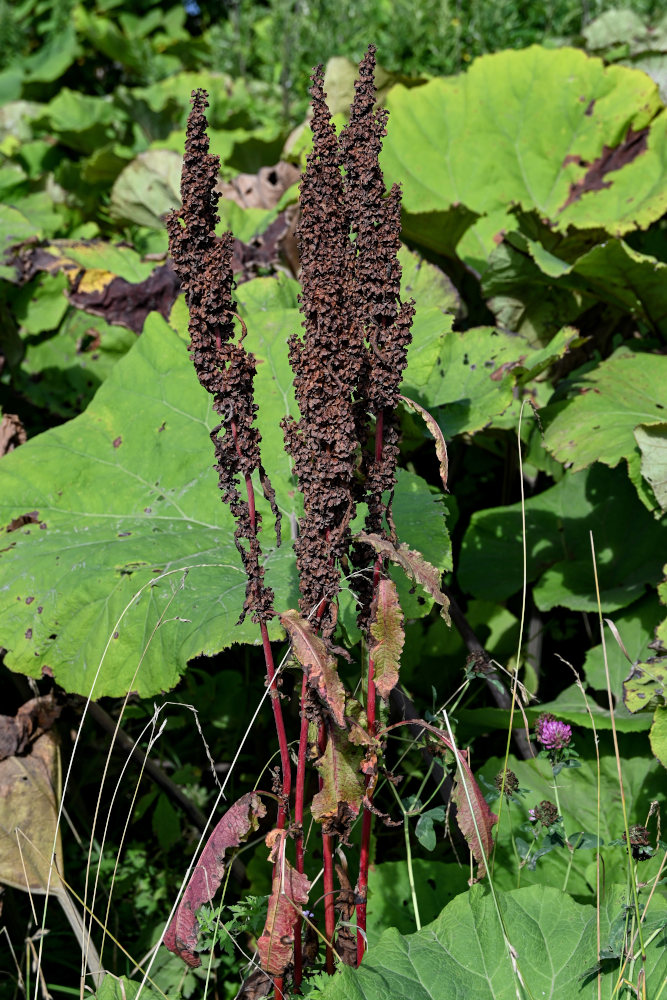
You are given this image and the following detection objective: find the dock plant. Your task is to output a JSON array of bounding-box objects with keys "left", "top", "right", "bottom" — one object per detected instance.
[{"left": 163, "top": 46, "right": 493, "bottom": 996}]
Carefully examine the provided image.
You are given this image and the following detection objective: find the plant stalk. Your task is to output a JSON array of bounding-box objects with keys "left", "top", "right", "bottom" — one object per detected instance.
[
  {"left": 231, "top": 417, "right": 292, "bottom": 828},
  {"left": 356, "top": 410, "right": 385, "bottom": 964}
]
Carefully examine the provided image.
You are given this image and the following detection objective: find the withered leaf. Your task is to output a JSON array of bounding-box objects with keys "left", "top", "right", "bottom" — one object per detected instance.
[
  {"left": 164, "top": 792, "right": 266, "bottom": 968},
  {"left": 399, "top": 395, "right": 448, "bottom": 492},
  {"left": 257, "top": 829, "right": 311, "bottom": 977},
  {"left": 280, "top": 609, "right": 346, "bottom": 727},
  {"left": 312, "top": 726, "right": 365, "bottom": 835},
  {"left": 369, "top": 577, "right": 404, "bottom": 701},
  {"left": 414, "top": 721, "right": 497, "bottom": 880},
  {"left": 357, "top": 532, "right": 450, "bottom": 622},
  {"left": 0, "top": 693, "right": 61, "bottom": 761},
  {"left": 0, "top": 414, "right": 26, "bottom": 458},
  {"left": 451, "top": 768, "right": 498, "bottom": 881}
]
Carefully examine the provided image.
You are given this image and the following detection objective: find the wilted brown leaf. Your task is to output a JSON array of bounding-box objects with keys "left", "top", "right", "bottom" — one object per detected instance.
[
  {"left": 357, "top": 532, "right": 450, "bottom": 622},
  {"left": 164, "top": 792, "right": 266, "bottom": 968},
  {"left": 0, "top": 693, "right": 61, "bottom": 761},
  {"left": 0, "top": 414, "right": 26, "bottom": 457},
  {"left": 399, "top": 395, "right": 449, "bottom": 491},
  {"left": 257, "top": 829, "right": 311, "bottom": 976},
  {"left": 280, "top": 610, "right": 346, "bottom": 727}
]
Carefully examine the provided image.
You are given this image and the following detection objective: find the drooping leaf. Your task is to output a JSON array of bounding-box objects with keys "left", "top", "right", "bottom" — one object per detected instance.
[
  {"left": 280, "top": 610, "right": 346, "bottom": 728},
  {"left": 368, "top": 578, "right": 404, "bottom": 702},
  {"left": 635, "top": 423, "right": 667, "bottom": 512},
  {"left": 164, "top": 792, "right": 266, "bottom": 968},
  {"left": 0, "top": 731, "right": 63, "bottom": 894},
  {"left": 357, "top": 533, "right": 450, "bottom": 622},
  {"left": 399, "top": 396, "right": 448, "bottom": 491},
  {"left": 257, "top": 829, "right": 311, "bottom": 976},
  {"left": 459, "top": 463, "right": 667, "bottom": 612},
  {"left": 312, "top": 726, "right": 365, "bottom": 832}
]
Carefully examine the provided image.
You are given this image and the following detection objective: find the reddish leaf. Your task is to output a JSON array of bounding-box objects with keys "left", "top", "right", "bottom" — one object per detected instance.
[
  {"left": 399, "top": 395, "right": 449, "bottom": 491},
  {"left": 358, "top": 532, "right": 450, "bottom": 622},
  {"left": 164, "top": 792, "right": 266, "bottom": 967},
  {"left": 450, "top": 767, "right": 498, "bottom": 881},
  {"left": 369, "top": 578, "right": 404, "bottom": 701},
  {"left": 312, "top": 725, "right": 365, "bottom": 839},
  {"left": 385, "top": 719, "right": 497, "bottom": 880},
  {"left": 280, "top": 609, "right": 346, "bottom": 727},
  {"left": 257, "top": 829, "right": 311, "bottom": 976}
]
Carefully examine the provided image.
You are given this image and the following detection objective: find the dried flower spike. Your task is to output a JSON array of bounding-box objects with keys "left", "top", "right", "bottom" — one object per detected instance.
[{"left": 167, "top": 89, "right": 280, "bottom": 625}]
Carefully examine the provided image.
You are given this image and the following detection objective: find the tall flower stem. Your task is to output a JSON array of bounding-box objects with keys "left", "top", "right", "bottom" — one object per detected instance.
[
  {"left": 231, "top": 416, "right": 291, "bottom": 828},
  {"left": 293, "top": 672, "right": 310, "bottom": 989},
  {"left": 318, "top": 719, "right": 337, "bottom": 975},
  {"left": 356, "top": 411, "right": 385, "bottom": 964}
]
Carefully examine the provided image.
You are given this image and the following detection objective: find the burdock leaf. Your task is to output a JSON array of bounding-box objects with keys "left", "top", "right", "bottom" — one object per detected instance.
[
  {"left": 369, "top": 578, "right": 404, "bottom": 701},
  {"left": 312, "top": 726, "right": 365, "bottom": 829},
  {"left": 357, "top": 533, "right": 450, "bottom": 622},
  {"left": 164, "top": 792, "right": 266, "bottom": 968},
  {"left": 280, "top": 609, "right": 346, "bottom": 727},
  {"left": 399, "top": 395, "right": 448, "bottom": 491},
  {"left": 258, "top": 830, "right": 311, "bottom": 976}
]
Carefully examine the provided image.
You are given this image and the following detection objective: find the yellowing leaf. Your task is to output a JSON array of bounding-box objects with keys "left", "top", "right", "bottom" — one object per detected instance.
[{"left": 369, "top": 578, "right": 404, "bottom": 701}]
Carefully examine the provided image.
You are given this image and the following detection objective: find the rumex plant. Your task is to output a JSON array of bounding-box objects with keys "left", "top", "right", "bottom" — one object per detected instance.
[{"left": 163, "top": 46, "right": 493, "bottom": 997}]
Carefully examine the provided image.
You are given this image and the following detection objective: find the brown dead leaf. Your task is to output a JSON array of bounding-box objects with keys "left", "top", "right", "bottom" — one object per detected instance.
[
  {"left": 257, "top": 829, "right": 311, "bottom": 976},
  {"left": 357, "top": 532, "right": 450, "bottom": 622},
  {"left": 0, "top": 693, "right": 62, "bottom": 761},
  {"left": 0, "top": 414, "right": 26, "bottom": 457},
  {"left": 164, "top": 792, "right": 266, "bottom": 968},
  {"left": 399, "top": 395, "right": 448, "bottom": 491},
  {"left": 0, "top": 731, "right": 63, "bottom": 893},
  {"left": 216, "top": 162, "right": 301, "bottom": 210}
]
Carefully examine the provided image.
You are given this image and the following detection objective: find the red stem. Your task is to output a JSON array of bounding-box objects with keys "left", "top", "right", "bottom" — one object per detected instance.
[
  {"left": 231, "top": 418, "right": 292, "bottom": 829},
  {"left": 319, "top": 719, "right": 337, "bottom": 975},
  {"left": 292, "top": 672, "right": 309, "bottom": 989},
  {"left": 356, "top": 409, "right": 385, "bottom": 964}
]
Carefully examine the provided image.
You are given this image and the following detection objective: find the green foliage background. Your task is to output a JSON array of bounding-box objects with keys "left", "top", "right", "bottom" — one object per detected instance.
[{"left": 0, "top": 1, "right": 666, "bottom": 998}]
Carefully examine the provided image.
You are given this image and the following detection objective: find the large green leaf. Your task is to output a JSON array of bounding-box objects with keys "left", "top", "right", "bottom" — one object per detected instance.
[
  {"left": 306, "top": 882, "right": 667, "bottom": 999},
  {"left": 109, "top": 150, "right": 182, "bottom": 228},
  {"left": 543, "top": 351, "right": 667, "bottom": 512},
  {"left": 480, "top": 743, "right": 665, "bottom": 897},
  {"left": 0, "top": 278, "right": 449, "bottom": 697},
  {"left": 381, "top": 46, "right": 666, "bottom": 258},
  {"left": 459, "top": 463, "right": 667, "bottom": 611},
  {"left": 365, "top": 860, "right": 468, "bottom": 947}
]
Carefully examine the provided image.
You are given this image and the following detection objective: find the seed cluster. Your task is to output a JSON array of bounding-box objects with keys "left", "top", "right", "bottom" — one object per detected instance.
[
  {"left": 283, "top": 47, "right": 414, "bottom": 636},
  {"left": 167, "top": 89, "right": 280, "bottom": 624}
]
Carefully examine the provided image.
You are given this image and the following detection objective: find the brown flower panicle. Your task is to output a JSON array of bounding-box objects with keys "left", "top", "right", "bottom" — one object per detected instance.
[
  {"left": 341, "top": 45, "right": 414, "bottom": 534},
  {"left": 282, "top": 65, "right": 364, "bottom": 637},
  {"left": 167, "top": 89, "right": 280, "bottom": 624},
  {"left": 284, "top": 48, "right": 414, "bottom": 637}
]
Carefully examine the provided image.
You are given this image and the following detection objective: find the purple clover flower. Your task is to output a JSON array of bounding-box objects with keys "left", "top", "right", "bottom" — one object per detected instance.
[{"left": 535, "top": 713, "right": 572, "bottom": 750}]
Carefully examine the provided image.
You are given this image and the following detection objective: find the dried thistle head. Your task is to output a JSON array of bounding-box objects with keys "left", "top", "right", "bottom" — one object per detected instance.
[{"left": 167, "top": 89, "right": 279, "bottom": 625}]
